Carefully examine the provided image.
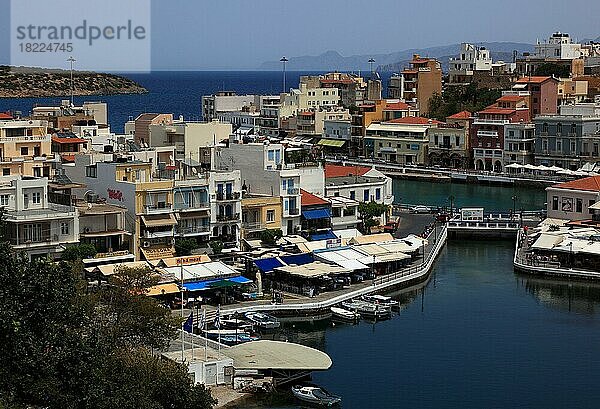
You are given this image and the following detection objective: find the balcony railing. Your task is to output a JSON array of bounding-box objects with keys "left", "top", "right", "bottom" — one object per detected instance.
[
  {"left": 173, "top": 201, "right": 210, "bottom": 211},
  {"left": 0, "top": 135, "right": 50, "bottom": 143},
  {"left": 286, "top": 187, "right": 299, "bottom": 195},
  {"left": 176, "top": 225, "right": 211, "bottom": 235},
  {"left": 242, "top": 221, "right": 265, "bottom": 231},
  {"left": 144, "top": 203, "right": 173, "bottom": 215},
  {"left": 287, "top": 207, "right": 300, "bottom": 216},
  {"left": 216, "top": 213, "right": 240, "bottom": 222},
  {"left": 477, "top": 131, "right": 499, "bottom": 138},
  {"left": 143, "top": 230, "right": 174, "bottom": 239},
  {"left": 216, "top": 192, "right": 241, "bottom": 201}
]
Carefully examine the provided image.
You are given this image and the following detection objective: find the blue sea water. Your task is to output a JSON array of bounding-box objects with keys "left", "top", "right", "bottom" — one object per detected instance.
[{"left": 0, "top": 71, "right": 393, "bottom": 133}]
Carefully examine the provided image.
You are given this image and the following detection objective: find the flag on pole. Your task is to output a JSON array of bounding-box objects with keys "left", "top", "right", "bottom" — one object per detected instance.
[
  {"left": 214, "top": 305, "right": 221, "bottom": 329},
  {"left": 199, "top": 308, "right": 206, "bottom": 331},
  {"left": 183, "top": 312, "right": 194, "bottom": 333}
]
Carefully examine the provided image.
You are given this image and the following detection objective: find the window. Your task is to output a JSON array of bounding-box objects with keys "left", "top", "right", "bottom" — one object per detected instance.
[
  {"left": 576, "top": 198, "right": 583, "bottom": 213},
  {"left": 86, "top": 165, "right": 97, "bottom": 178},
  {"left": 32, "top": 192, "right": 41, "bottom": 204},
  {"left": 266, "top": 210, "right": 275, "bottom": 223},
  {"left": 0, "top": 195, "right": 8, "bottom": 206},
  {"left": 267, "top": 150, "right": 274, "bottom": 161},
  {"left": 456, "top": 136, "right": 460, "bottom": 147},
  {"left": 23, "top": 223, "right": 42, "bottom": 242},
  {"left": 434, "top": 135, "right": 439, "bottom": 145},
  {"left": 20, "top": 147, "right": 28, "bottom": 156},
  {"left": 542, "top": 123, "right": 548, "bottom": 133},
  {"left": 556, "top": 123, "right": 562, "bottom": 134},
  {"left": 570, "top": 141, "right": 576, "bottom": 153},
  {"left": 556, "top": 140, "right": 562, "bottom": 152},
  {"left": 571, "top": 123, "right": 577, "bottom": 134},
  {"left": 375, "top": 188, "right": 381, "bottom": 201},
  {"left": 349, "top": 191, "right": 355, "bottom": 200},
  {"left": 2, "top": 169, "right": 9, "bottom": 176},
  {"left": 363, "top": 189, "right": 369, "bottom": 202},
  {"left": 552, "top": 196, "right": 559, "bottom": 211},
  {"left": 60, "top": 222, "right": 69, "bottom": 235}
]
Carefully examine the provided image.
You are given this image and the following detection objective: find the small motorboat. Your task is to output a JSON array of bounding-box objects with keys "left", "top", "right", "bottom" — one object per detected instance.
[
  {"left": 244, "top": 311, "right": 281, "bottom": 330},
  {"left": 362, "top": 294, "right": 400, "bottom": 310},
  {"left": 330, "top": 306, "right": 360, "bottom": 321},
  {"left": 219, "top": 333, "right": 259, "bottom": 346},
  {"left": 291, "top": 385, "right": 341, "bottom": 407},
  {"left": 220, "top": 317, "right": 254, "bottom": 332},
  {"left": 341, "top": 299, "right": 392, "bottom": 319}
]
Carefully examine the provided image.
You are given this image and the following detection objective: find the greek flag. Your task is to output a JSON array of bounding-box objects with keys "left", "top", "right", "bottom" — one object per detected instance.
[
  {"left": 199, "top": 308, "right": 206, "bottom": 331},
  {"left": 214, "top": 305, "right": 221, "bottom": 329},
  {"left": 183, "top": 312, "right": 194, "bottom": 333}
]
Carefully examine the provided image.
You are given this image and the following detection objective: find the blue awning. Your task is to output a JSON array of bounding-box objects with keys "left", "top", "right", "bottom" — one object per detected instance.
[
  {"left": 311, "top": 230, "right": 338, "bottom": 241},
  {"left": 280, "top": 253, "right": 313, "bottom": 266},
  {"left": 184, "top": 276, "right": 252, "bottom": 291},
  {"left": 254, "top": 257, "right": 284, "bottom": 273},
  {"left": 302, "top": 208, "right": 331, "bottom": 220}
]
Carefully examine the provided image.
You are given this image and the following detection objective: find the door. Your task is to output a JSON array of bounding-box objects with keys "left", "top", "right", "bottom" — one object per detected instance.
[
  {"left": 287, "top": 220, "right": 293, "bottom": 235},
  {"left": 205, "top": 363, "right": 217, "bottom": 385}
]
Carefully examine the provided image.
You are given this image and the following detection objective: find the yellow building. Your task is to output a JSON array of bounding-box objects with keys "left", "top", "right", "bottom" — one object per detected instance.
[
  {"left": 241, "top": 195, "right": 283, "bottom": 241},
  {"left": 0, "top": 119, "right": 54, "bottom": 177}
]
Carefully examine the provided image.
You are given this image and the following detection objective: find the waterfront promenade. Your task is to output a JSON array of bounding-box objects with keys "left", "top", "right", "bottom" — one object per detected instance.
[{"left": 212, "top": 225, "right": 448, "bottom": 318}]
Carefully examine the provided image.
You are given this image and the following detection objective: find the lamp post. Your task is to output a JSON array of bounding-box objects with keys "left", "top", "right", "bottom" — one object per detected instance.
[
  {"left": 511, "top": 195, "right": 517, "bottom": 221},
  {"left": 368, "top": 58, "right": 375, "bottom": 74},
  {"left": 280, "top": 56, "right": 288, "bottom": 93},
  {"left": 448, "top": 195, "right": 455, "bottom": 217},
  {"left": 67, "top": 56, "right": 76, "bottom": 107}
]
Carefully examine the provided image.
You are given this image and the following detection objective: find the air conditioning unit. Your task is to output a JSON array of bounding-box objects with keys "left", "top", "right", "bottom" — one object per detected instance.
[
  {"left": 83, "top": 227, "right": 91, "bottom": 233},
  {"left": 143, "top": 241, "right": 150, "bottom": 248},
  {"left": 126, "top": 167, "right": 132, "bottom": 172}
]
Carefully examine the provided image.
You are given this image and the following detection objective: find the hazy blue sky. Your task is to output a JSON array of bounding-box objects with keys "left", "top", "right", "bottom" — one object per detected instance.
[{"left": 1, "top": 0, "right": 600, "bottom": 70}]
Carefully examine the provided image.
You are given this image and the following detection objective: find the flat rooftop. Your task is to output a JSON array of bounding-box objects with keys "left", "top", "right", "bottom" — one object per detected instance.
[{"left": 225, "top": 340, "right": 332, "bottom": 371}]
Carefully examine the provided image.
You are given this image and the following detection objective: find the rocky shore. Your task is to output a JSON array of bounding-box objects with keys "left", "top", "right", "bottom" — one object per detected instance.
[{"left": 0, "top": 66, "right": 148, "bottom": 98}]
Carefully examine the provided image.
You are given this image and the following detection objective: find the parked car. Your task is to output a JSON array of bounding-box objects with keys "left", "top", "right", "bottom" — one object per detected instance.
[{"left": 410, "top": 205, "right": 431, "bottom": 214}]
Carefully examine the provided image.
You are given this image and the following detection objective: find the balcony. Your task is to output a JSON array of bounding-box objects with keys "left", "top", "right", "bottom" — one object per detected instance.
[
  {"left": 144, "top": 203, "right": 173, "bottom": 215},
  {"left": 242, "top": 221, "right": 265, "bottom": 232},
  {"left": 0, "top": 135, "right": 50, "bottom": 143},
  {"left": 173, "top": 201, "right": 210, "bottom": 211},
  {"left": 216, "top": 213, "right": 240, "bottom": 222},
  {"left": 287, "top": 207, "right": 300, "bottom": 216},
  {"left": 143, "top": 229, "right": 174, "bottom": 239},
  {"left": 477, "top": 130, "right": 499, "bottom": 138},
  {"left": 285, "top": 187, "right": 299, "bottom": 195},
  {"left": 216, "top": 192, "right": 241, "bottom": 201},
  {"left": 176, "top": 225, "right": 211, "bottom": 235}
]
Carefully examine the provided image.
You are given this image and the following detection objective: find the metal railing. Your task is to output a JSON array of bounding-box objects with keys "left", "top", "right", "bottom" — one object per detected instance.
[
  {"left": 176, "top": 225, "right": 211, "bottom": 235},
  {"left": 216, "top": 213, "right": 240, "bottom": 222},
  {"left": 216, "top": 192, "right": 240, "bottom": 201},
  {"left": 144, "top": 203, "right": 173, "bottom": 214}
]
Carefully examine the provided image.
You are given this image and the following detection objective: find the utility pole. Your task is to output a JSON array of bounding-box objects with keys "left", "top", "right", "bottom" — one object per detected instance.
[
  {"left": 280, "top": 56, "right": 288, "bottom": 93},
  {"left": 67, "top": 56, "right": 76, "bottom": 107}
]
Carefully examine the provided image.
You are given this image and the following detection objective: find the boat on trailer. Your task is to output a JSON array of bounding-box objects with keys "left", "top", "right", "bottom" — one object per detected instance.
[
  {"left": 330, "top": 306, "right": 360, "bottom": 321},
  {"left": 291, "top": 385, "right": 341, "bottom": 406}
]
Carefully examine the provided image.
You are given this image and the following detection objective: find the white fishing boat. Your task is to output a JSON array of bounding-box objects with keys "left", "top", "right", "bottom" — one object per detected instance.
[
  {"left": 341, "top": 299, "right": 392, "bottom": 319},
  {"left": 291, "top": 385, "right": 341, "bottom": 406},
  {"left": 244, "top": 311, "right": 281, "bottom": 330},
  {"left": 330, "top": 306, "right": 360, "bottom": 321},
  {"left": 362, "top": 294, "right": 400, "bottom": 310}
]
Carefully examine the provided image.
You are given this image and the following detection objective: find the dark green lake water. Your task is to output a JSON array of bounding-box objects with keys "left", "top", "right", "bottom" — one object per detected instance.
[{"left": 240, "top": 182, "right": 600, "bottom": 409}]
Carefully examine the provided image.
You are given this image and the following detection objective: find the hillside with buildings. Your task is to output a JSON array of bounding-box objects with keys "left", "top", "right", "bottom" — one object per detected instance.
[
  {"left": 0, "top": 66, "right": 147, "bottom": 98},
  {"left": 259, "top": 42, "right": 534, "bottom": 71}
]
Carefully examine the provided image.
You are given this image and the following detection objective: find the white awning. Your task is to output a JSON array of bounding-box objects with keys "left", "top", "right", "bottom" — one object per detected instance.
[
  {"left": 531, "top": 234, "right": 563, "bottom": 250},
  {"left": 162, "top": 261, "right": 240, "bottom": 282}
]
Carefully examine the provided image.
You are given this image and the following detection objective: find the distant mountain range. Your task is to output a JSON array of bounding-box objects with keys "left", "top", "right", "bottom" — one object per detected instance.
[{"left": 259, "top": 42, "right": 535, "bottom": 72}]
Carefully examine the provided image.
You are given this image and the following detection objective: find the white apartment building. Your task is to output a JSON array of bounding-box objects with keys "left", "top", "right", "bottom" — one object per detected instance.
[
  {"left": 534, "top": 32, "right": 583, "bottom": 60},
  {"left": 213, "top": 143, "right": 323, "bottom": 235},
  {"left": 148, "top": 119, "right": 232, "bottom": 164},
  {"left": 449, "top": 43, "right": 492, "bottom": 84},
  {"left": 1, "top": 176, "right": 79, "bottom": 260},
  {"left": 281, "top": 83, "right": 341, "bottom": 115}
]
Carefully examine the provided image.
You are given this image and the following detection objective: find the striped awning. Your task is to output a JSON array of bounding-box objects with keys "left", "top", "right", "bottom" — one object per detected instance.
[{"left": 318, "top": 139, "right": 346, "bottom": 147}]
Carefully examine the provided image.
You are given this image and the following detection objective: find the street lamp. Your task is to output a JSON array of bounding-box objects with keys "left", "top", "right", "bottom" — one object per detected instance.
[
  {"left": 511, "top": 195, "right": 517, "bottom": 220},
  {"left": 368, "top": 58, "right": 375, "bottom": 73},
  {"left": 67, "top": 56, "right": 76, "bottom": 107},
  {"left": 448, "top": 195, "right": 455, "bottom": 217},
  {"left": 280, "top": 56, "right": 288, "bottom": 93}
]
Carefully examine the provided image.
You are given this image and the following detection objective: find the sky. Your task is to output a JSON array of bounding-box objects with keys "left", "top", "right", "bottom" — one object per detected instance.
[{"left": 1, "top": 0, "right": 600, "bottom": 71}]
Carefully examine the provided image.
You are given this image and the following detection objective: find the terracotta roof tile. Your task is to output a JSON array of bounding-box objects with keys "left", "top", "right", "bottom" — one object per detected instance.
[
  {"left": 384, "top": 101, "right": 410, "bottom": 111},
  {"left": 515, "top": 76, "right": 556, "bottom": 84},
  {"left": 301, "top": 189, "right": 329, "bottom": 206},
  {"left": 52, "top": 136, "right": 87, "bottom": 144},
  {"left": 497, "top": 95, "right": 526, "bottom": 102},
  {"left": 553, "top": 176, "right": 600, "bottom": 192},
  {"left": 447, "top": 110, "right": 472, "bottom": 120},
  {"left": 325, "top": 164, "right": 370, "bottom": 178},
  {"left": 386, "top": 116, "right": 443, "bottom": 125},
  {"left": 0, "top": 113, "right": 13, "bottom": 120}
]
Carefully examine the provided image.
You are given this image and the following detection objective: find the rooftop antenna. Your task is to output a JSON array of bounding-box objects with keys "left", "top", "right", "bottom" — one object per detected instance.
[{"left": 67, "top": 56, "right": 76, "bottom": 107}]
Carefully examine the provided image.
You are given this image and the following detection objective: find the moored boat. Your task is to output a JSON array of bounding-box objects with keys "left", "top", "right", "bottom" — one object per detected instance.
[
  {"left": 362, "top": 294, "right": 400, "bottom": 310},
  {"left": 244, "top": 311, "right": 281, "bottom": 330},
  {"left": 341, "top": 299, "right": 392, "bottom": 319},
  {"left": 330, "top": 306, "right": 360, "bottom": 321},
  {"left": 219, "top": 333, "right": 260, "bottom": 346},
  {"left": 291, "top": 385, "right": 341, "bottom": 406}
]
